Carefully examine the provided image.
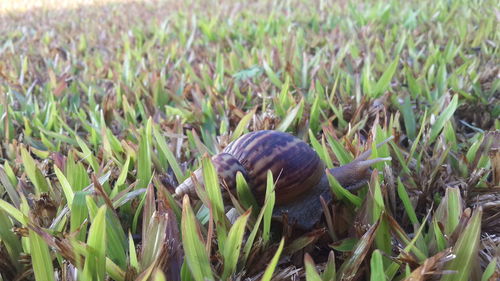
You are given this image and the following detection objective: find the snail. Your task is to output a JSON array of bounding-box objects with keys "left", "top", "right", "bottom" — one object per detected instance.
[{"left": 175, "top": 130, "right": 392, "bottom": 229}]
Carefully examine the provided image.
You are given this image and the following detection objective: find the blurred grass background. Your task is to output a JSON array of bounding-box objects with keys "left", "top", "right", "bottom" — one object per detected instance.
[{"left": 0, "top": 0, "right": 498, "bottom": 280}]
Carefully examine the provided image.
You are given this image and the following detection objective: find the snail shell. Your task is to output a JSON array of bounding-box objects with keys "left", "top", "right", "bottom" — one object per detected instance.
[
  {"left": 176, "top": 130, "right": 325, "bottom": 205},
  {"left": 175, "top": 130, "right": 392, "bottom": 229}
]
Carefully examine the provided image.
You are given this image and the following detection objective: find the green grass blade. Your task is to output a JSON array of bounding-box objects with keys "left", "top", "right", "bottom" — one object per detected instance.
[
  {"left": 221, "top": 209, "right": 250, "bottom": 280},
  {"left": 21, "top": 147, "right": 50, "bottom": 194},
  {"left": 429, "top": 95, "right": 458, "bottom": 143},
  {"left": 0, "top": 199, "right": 26, "bottom": 225},
  {"left": 82, "top": 205, "right": 107, "bottom": 281},
  {"left": 153, "top": 125, "right": 184, "bottom": 183},
  {"left": 54, "top": 166, "right": 74, "bottom": 207},
  {"left": 181, "top": 196, "right": 214, "bottom": 281},
  {"left": 304, "top": 253, "right": 322, "bottom": 281},
  {"left": 262, "top": 170, "right": 275, "bottom": 245},
  {"left": 29, "top": 228, "right": 55, "bottom": 281},
  {"left": 370, "top": 250, "right": 386, "bottom": 281},
  {"left": 441, "top": 208, "right": 482, "bottom": 281},
  {"left": 373, "top": 57, "right": 399, "bottom": 97},
  {"left": 261, "top": 238, "right": 285, "bottom": 281},
  {"left": 137, "top": 118, "right": 153, "bottom": 189}
]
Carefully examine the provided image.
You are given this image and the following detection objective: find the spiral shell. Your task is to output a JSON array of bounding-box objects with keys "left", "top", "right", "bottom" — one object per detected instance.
[
  {"left": 175, "top": 130, "right": 325, "bottom": 205},
  {"left": 224, "top": 130, "right": 325, "bottom": 204}
]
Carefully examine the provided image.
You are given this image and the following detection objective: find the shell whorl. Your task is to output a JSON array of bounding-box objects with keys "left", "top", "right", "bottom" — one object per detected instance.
[
  {"left": 221, "top": 130, "right": 324, "bottom": 204},
  {"left": 175, "top": 130, "right": 325, "bottom": 205}
]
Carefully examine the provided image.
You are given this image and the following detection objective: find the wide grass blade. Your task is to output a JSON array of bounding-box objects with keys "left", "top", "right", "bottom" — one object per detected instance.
[
  {"left": 370, "top": 250, "right": 386, "bottom": 281},
  {"left": 221, "top": 209, "right": 250, "bottom": 280},
  {"left": 181, "top": 195, "right": 214, "bottom": 281},
  {"left": 21, "top": 147, "right": 50, "bottom": 194},
  {"left": 441, "top": 208, "right": 483, "bottom": 281},
  {"left": 137, "top": 118, "right": 153, "bottom": 189},
  {"left": 304, "top": 253, "right": 322, "bottom": 281},
  {"left": 373, "top": 57, "right": 399, "bottom": 97},
  {"left": 429, "top": 95, "right": 458, "bottom": 143},
  {"left": 29, "top": 228, "right": 55, "bottom": 281},
  {"left": 82, "top": 205, "right": 107, "bottom": 281}
]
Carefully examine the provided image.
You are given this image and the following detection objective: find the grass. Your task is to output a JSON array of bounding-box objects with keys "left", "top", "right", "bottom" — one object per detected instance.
[{"left": 0, "top": 0, "right": 499, "bottom": 280}]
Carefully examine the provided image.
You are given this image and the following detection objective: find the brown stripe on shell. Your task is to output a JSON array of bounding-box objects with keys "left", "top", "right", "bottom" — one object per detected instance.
[
  {"left": 223, "top": 130, "right": 271, "bottom": 159},
  {"left": 223, "top": 130, "right": 324, "bottom": 205},
  {"left": 211, "top": 153, "right": 248, "bottom": 191}
]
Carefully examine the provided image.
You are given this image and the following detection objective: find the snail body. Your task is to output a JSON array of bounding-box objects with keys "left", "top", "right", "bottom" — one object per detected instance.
[{"left": 176, "top": 130, "right": 391, "bottom": 229}]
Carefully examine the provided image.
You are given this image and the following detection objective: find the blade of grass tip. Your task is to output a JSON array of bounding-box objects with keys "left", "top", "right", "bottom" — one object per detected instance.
[
  {"left": 75, "top": 136, "right": 100, "bottom": 172},
  {"left": 2, "top": 162, "right": 18, "bottom": 190},
  {"left": 325, "top": 170, "right": 362, "bottom": 207},
  {"left": 231, "top": 108, "right": 256, "bottom": 141},
  {"left": 137, "top": 119, "right": 153, "bottom": 189},
  {"left": 153, "top": 125, "right": 184, "bottom": 183},
  {"left": 330, "top": 237, "right": 357, "bottom": 252},
  {"left": 261, "top": 238, "right": 285, "bottom": 281},
  {"left": 401, "top": 95, "right": 416, "bottom": 140},
  {"left": 441, "top": 208, "right": 483, "bottom": 281},
  {"left": 155, "top": 177, "right": 182, "bottom": 224},
  {"left": 304, "top": 253, "right": 322, "bottom": 281},
  {"left": 111, "top": 155, "right": 130, "bottom": 198},
  {"left": 151, "top": 269, "right": 167, "bottom": 281},
  {"left": 385, "top": 211, "right": 432, "bottom": 279},
  {"left": 432, "top": 217, "right": 448, "bottom": 252},
  {"left": 309, "top": 93, "right": 321, "bottom": 135},
  {"left": 66, "top": 153, "right": 91, "bottom": 192},
  {"left": 221, "top": 209, "right": 251, "bottom": 280},
  {"left": 0, "top": 166, "right": 20, "bottom": 207},
  {"left": 325, "top": 135, "right": 353, "bottom": 165},
  {"left": 106, "top": 257, "right": 126, "bottom": 281},
  {"left": 0, "top": 199, "right": 27, "bottom": 225},
  {"left": 276, "top": 100, "right": 302, "bottom": 132},
  {"left": 235, "top": 171, "right": 260, "bottom": 214},
  {"left": 407, "top": 109, "right": 427, "bottom": 161},
  {"left": 29, "top": 228, "right": 55, "bottom": 281},
  {"left": 128, "top": 232, "right": 139, "bottom": 271},
  {"left": 263, "top": 170, "right": 275, "bottom": 245},
  {"left": 180, "top": 260, "right": 196, "bottom": 281},
  {"left": 181, "top": 195, "right": 214, "bottom": 281},
  {"left": 373, "top": 56, "right": 399, "bottom": 97},
  {"left": 308, "top": 130, "right": 326, "bottom": 162},
  {"left": 131, "top": 190, "right": 147, "bottom": 234},
  {"left": 480, "top": 257, "right": 497, "bottom": 281},
  {"left": 70, "top": 191, "right": 89, "bottom": 241},
  {"left": 263, "top": 60, "right": 283, "bottom": 88},
  {"left": 337, "top": 220, "right": 380, "bottom": 280},
  {"left": 82, "top": 205, "right": 107, "bottom": 281},
  {"left": 201, "top": 155, "right": 229, "bottom": 249},
  {"left": 242, "top": 187, "right": 271, "bottom": 263},
  {"left": 284, "top": 228, "right": 325, "bottom": 255},
  {"left": 370, "top": 250, "right": 386, "bottom": 281},
  {"left": 142, "top": 184, "right": 156, "bottom": 245},
  {"left": 21, "top": 147, "right": 50, "bottom": 194},
  {"left": 429, "top": 95, "right": 458, "bottom": 143},
  {"left": 321, "top": 136, "right": 334, "bottom": 169},
  {"left": 434, "top": 187, "right": 462, "bottom": 235},
  {"left": 105, "top": 209, "right": 127, "bottom": 268},
  {"left": 0, "top": 210, "right": 22, "bottom": 270},
  {"left": 322, "top": 251, "right": 336, "bottom": 281},
  {"left": 54, "top": 166, "right": 74, "bottom": 208},
  {"left": 396, "top": 177, "right": 419, "bottom": 225}
]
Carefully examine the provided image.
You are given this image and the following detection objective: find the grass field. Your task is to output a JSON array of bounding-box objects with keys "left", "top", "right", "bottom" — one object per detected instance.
[{"left": 0, "top": 0, "right": 499, "bottom": 280}]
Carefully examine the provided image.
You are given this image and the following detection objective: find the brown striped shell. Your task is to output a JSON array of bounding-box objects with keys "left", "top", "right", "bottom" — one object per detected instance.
[
  {"left": 175, "top": 130, "right": 325, "bottom": 205},
  {"left": 223, "top": 130, "right": 325, "bottom": 204}
]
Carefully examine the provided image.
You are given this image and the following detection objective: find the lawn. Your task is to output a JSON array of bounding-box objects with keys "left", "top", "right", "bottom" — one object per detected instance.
[{"left": 0, "top": 0, "right": 498, "bottom": 280}]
